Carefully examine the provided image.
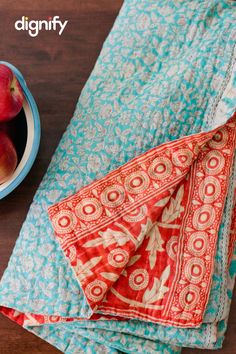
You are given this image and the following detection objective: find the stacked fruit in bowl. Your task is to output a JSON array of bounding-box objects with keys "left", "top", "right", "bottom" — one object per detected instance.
[
  {"left": 0, "top": 64, "right": 26, "bottom": 184},
  {"left": 0, "top": 62, "right": 40, "bottom": 199}
]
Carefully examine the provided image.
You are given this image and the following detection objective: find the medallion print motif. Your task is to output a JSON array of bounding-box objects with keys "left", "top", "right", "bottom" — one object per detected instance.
[{"left": 47, "top": 115, "right": 236, "bottom": 328}]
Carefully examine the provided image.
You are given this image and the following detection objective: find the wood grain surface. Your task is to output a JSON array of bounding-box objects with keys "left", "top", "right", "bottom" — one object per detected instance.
[{"left": 0, "top": 1, "right": 235, "bottom": 353}]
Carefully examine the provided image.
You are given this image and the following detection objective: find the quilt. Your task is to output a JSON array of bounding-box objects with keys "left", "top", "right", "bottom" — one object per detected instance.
[{"left": 0, "top": 1, "right": 236, "bottom": 353}]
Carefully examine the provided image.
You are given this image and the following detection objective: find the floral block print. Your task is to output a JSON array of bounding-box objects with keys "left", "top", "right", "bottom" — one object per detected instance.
[
  {"left": 0, "top": 0, "right": 236, "bottom": 353},
  {"left": 48, "top": 115, "right": 236, "bottom": 328}
]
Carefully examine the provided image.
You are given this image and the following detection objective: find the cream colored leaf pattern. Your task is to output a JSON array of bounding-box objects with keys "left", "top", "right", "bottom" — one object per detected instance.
[
  {"left": 154, "top": 196, "right": 171, "bottom": 207},
  {"left": 99, "top": 227, "right": 131, "bottom": 247},
  {"left": 83, "top": 238, "right": 104, "bottom": 248},
  {"left": 161, "top": 185, "right": 184, "bottom": 223},
  {"left": 83, "top": 228, "right": 130, "bottom": 249},
  {"left": 143, "top": 277, "right": 161, "bottom": 303},
  {"left": 84, "top": 220, "right": 151, "bottom": 251},
  {"left": 146, "top": 223, "right": 164, "bottom": 269},
  {"left": 114, "top": 222, "right": 140, "bottom": 246},
  {"left": 142, "top": 265, "right": 170, "bottom": 304},
  {"left": 136, "top": 218, "right": 153, "bottom": 247},
  {"left": 121, "top": 269, "right": 128, "bottom": 277},
  {"left": 74, "top": 256, "right": 102, "bottom": 281},
  {"left": 127, "top": 254, "right": 141, "bottom": 267},
  {"left": 160, "top": 264, "right": 170, "bottom": 282},
  {"left": 101, "top": 272, "right": 119, "bottom": 281}
]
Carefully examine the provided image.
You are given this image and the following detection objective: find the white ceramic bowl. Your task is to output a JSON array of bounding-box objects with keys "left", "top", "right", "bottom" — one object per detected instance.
[{"left": 0, "top": 62, "right": 40, "bottom": 199}]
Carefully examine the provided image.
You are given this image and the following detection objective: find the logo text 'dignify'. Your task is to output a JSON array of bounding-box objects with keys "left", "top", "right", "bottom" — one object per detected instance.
[{"left": 15, "top": 16, "right": 68, "bottom": 37}]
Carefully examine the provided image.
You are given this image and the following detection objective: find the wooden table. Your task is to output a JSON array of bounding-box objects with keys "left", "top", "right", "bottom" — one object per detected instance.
[{"left": 0, "top": 1, "right": 235, "bottom": 353}]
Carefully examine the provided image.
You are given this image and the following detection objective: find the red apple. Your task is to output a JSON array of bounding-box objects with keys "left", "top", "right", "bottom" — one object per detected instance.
[
  {"left": 0, "top": 64, "right": 24, "bottom": 122},
  {"left": 0, "top": 131, "right": 18, "bottom": 184},
  {"left": 0, "top": 122, "right": 8, "bottom": 135}
]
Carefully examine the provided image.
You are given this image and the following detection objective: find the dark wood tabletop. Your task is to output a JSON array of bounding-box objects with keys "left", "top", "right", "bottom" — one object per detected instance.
[{"left": 0, "top": 1, "right": 235, "bottom": 353}]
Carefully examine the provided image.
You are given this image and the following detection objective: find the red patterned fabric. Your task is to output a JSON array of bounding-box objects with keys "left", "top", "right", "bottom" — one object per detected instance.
[
  {"left": 228, "top": 187, "right": 236, "bottom": 267},
  {"left": 1, "top": 115, "right": 236, "bottom": 329},
  {"left": 20, "top": 114, "right": 228, "bottom": 328}
]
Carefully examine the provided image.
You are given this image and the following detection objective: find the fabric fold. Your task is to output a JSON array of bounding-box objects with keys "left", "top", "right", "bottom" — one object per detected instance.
[
  {"left": 0, "top": 0, "right": 236, "bottom": 353},
  {"left": 47, "top": 115, "right": 236, "bottom": 327}
]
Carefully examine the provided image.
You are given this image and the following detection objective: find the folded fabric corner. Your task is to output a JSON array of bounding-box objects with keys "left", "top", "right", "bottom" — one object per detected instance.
[{"left": 47, "top": 114, "right": 236, "bottom": 328}]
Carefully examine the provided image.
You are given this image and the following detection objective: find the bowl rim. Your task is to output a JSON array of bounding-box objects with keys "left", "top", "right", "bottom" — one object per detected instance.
[{"left": 0, "top": 61, "right": 41, "bottom": 199}]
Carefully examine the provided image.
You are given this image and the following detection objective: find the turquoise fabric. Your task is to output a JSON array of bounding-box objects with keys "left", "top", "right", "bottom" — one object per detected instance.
[{"left": 0, "top": 0, "right": 236, "bottom": 352}]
